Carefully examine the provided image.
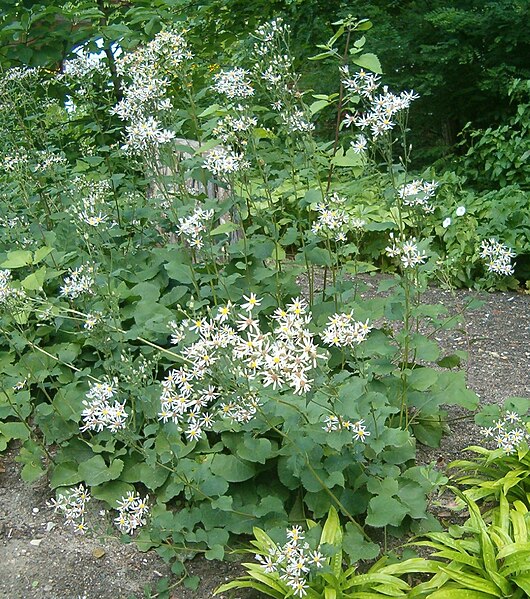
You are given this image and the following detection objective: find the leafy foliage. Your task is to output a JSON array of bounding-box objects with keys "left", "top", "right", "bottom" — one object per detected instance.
[
  {"left": 216, "top": 506, "right": 437, "bottom": 598},
  {"left": 0, "top": 7, "right": 519, "bottom": 590},
  {"left": 411, "top": 491, "right": 530, "bottom": 598}
]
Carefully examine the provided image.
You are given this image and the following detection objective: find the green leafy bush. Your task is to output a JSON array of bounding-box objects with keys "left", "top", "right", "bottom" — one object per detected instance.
[
  {"left": 411, "top": 491, "right": 530, "bottom": 598},
  {"left": 216, "top": 506, "right": 436, "bottom": 598},
  {"left": 458, "top": 80, "right": 530, "bottom": 190},
  {"left": 0, "top": 13, "right": 513, "bottom": 586},
  {"left": 450, "top": 404, "right": 530, "bottom": 506}
]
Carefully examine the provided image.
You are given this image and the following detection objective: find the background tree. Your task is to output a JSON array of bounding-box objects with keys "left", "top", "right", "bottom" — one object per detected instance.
[{"left": 2, "top": 0, "right": 529, "bottom": 165}]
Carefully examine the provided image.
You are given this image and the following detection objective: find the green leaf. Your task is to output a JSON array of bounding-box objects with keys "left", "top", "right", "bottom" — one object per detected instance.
[
  {"left": 21, "top": 459, "right": 46, "bottom": 482},
  {"left": 428, "top": 591, "right": 495, "bottom": 599},
  {"left": 198, "top": 104, "right": 221, "bottom": 118},
  {"left": 331, "top": 146, "right": 364, "bottom": 169},
  {"left": 50, "top": 462, "right": 82, "bottom": 489},
  {"left": 92, "top": 481, "right": 135, "bottom": 507},
  {"left": 253, "top": 528, "right": 278, "bottom": 554},
  {"left": 513, "top": 575, "right": 530, "bottom": 595},
  {"left": 1, "top": 250, "right": 32, "bottom": 268},
  {"left": 410, "top": 334, "right": 440, "bottom": 361},
  {"left": 412, "top": 420, "right": 443, "bottom": 448},
  {"left": 17, "top": 441, "right": 46, "bottom": 482},
  {"left": 320, "top": 506, "right": 342, "bottom": 547},
  {"left": 78, "top": 456, "right": 123, "bottom": 486},
  {"left": 280, "top": 227, "right": 298, "bottom": 246},
  {"left": 121, "top": 461, "right": 169, "bottom": 491},
  {"left": 211, "top": 496, "right": 233, "bottom": 511},
  {"left": 0, "top": 421, "right": 30, "bottom": 441},
  {"left": 21, "top": 267, "right": 46, "bottom": 291},
  {"left": 183, "top": 575, "right": 200, "bottom": 590},
  {"left": 302, "top": 189, "right": 323, "bottom": 207},
  {"left": 164, "top": 262, "right": 193, "bottom": 284},
  {"left": 437, "top": 354, "right": 462, "bottom": 369},
  {"left": 343, "top": 523, "right": 380, "bottom": 562},
  {"left": 205, "top": 544, "right": 224, "bottom": 560},
  {"left": 310, "top": 99, "right": 330, "bottom": 115},
  {"left": 199, "top": 474, "right": 229, "bottom": 497},
  {"left": 432, "top": 371, "right": 479, "bottom": 410},
  {"left": 351, "top": 53, "right": 382, "bottom": 74},
  {"left": 305, "top": 247, "right": 332, "bottom": 267},
  {"left": 408, "top": 367, "right": 439, "bottom": 391},
  {"left": 238, "top": 437, "right": 274, "bottom": 464},
  {"left": 210, "top": 222, "right": 240, "bottom": 236},
  {"left": 324, "top": 588, "right": 336, "bottom": 599},
  {"left": 439, "top": 565, "right": 502, "bottom": 595},
  {"left": 366, "top": 495, "right": 407, "bottom": 527},
  {"left": 215, "top": 579, "right": 284, "bottom": 598},
  {"left": 33, "top": 246, "right": 54, "bottom": 264},
  {"left": 210, "top": 454, "right": 255, "bottom": 482}
]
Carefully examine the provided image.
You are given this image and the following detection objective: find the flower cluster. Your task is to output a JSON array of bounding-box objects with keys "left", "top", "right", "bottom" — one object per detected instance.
[
  {"left": 259, "top": 56, "right": 293, "bottom": 86},
  {"left": 0, "top": 270, "right": 25, "bottom": 306},
  {"left": 0, "top": 213, "right": 32, "bottom": 249},
  {"left": 67, "top": 176, "right": 113, "bottom": 229},
  {"left": 111, "top": 78, "right": 172, "bottom": 122},
  {"left": 255, "top": 525, "right": 325, "bottom": 598},
  {"left": 48, "top": 485, "right": 91, "bottom": 534},
  {"left": 253, "top": 18, "right": 290, "bottom": 53},
  {"left": 63, "top": 50, "right": 106, "bottom": 79},
  {"left": 115, "top": 27, "right": 191, "bottom": 87},
  {"left": 159, "top": 296, "right": 326, "bottom": 441},
  {"left": 80, "top": 379, "right": 127, "bottom": 433},
  {"left": 322, "top": 415, "right": 371, "bottom": 442},
  {"left": 112, "top": 29, "right": 190, "bottom": 153},
  {"left": 84, "top": 311, "right": 103, "bottom": 331},
  {"left": 482, "top": 412, "right": 529, "bottom": 454},
  {"left": 212, "top": 68, "right": 254, "bottom": 99},
  {"left": 114, "top": 491, "right": 150, "bottom": 534},
  {"left": 212, "top": 112, "right": 258, "bottom": 145},
  {"left": 321, "top": 312, "right": 372, "bottom": 348},
  {"left": 341, "top": 66, "right": 381, "bottom": 100},
  {"left": 252, "top": 19, "right": 294, "bottom": 88},
  {"left": 250, "top": 20, "right": 316, "bottom": 138},
  {"left": 350, "top": 134, "right": 368, "bottom": 154},
  {"left": 311, "top": 193, "right": 365, "bottom": 242},
  {"left": 60, "top": 263, "right": 95, "bottom": 299},
  {"left": 2, "top": 149, "right": 66, "bottom": 173},
  {"left": 175, "top": 206, "right": 214, "bottom": 250},
  {"left": 32, "top": 150, "right": 67, "bottom": 173},
  {"left": 398, "top": 179, "right": 438, "bottom": 213},
  {"left": 203, "top": 145, "right": 248, "bottom": 177},
  {"left": 385, "top": 233, "right": 428, "bottom": 268},
  {"left": 2, "top": 150, "right": 29, "bottom": 172},
  {"left": 3, "top": 66, "right": 42, "bottom": 83},
  {"left": 123, "top": 116, "right": 176, "bottom": 153},
  {"left": 479, "top": 238, "right": 516, "bottom": 276},
  {"left": 119, "top": 350, "right": 158, "bottom": 386},
  {"left": 341, "top": 66, "right": 419, "bottom": 139},
  {"left": 280, "top": 109, "right": 315, "bottom": 134}
]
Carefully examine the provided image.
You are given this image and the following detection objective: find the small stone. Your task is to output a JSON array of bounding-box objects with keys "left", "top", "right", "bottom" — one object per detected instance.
[
  {"left": 92, "top": 547, "right": 106, "bottom": 559},
  {"left": 32, "top": 507, "right": 39, "bottom": 514},
  {"left": 43, "top": 585, "right": 53, "bottom": 592},
  {"left": 30, "top": 539, "right": 43, "bottom": 547},
  {"left": 45, "top": 522, "right": 56, "bottom": 532}
]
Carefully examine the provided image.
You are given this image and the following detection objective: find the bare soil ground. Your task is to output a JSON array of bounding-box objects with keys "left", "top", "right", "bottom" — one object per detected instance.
[{"left": 1, "top": 281, "right": 528, "bottom": 599}]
